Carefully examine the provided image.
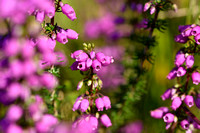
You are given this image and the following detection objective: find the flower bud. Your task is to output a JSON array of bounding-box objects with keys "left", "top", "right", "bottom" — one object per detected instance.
[
  {"left": 163, "top": 113, "right": 175, "bottom": 123},
  {"left": 95, "top": 97, "right": 104, "bottom": 111},
  {"left": 77, "top": 80, "right": 83, "bottom": 90},
  {"left": 180, "top": 119, "right": 190, "bottom": 130},
  {"left": 102, "top": 96, "right": 111, "bottom": 110},
  {"left": 100, "top": 114, "right": 112, "bottom": 128},
  {"left": 80, "top": 99, "right": 89, "bottom": 112},
  {"left": 171, "top": 97, "right": 182, "bottom": 110},
  {"left": 184, "top": 95, "right": 194, "bottom": 107}
]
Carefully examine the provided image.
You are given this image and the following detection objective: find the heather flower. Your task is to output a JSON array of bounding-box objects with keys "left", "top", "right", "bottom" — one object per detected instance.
[
  {"left": 90, "top": 51, "right": 95, "bottom": 59},
  {"left": 167, "top": 68, "right": 177, "bottom": 80},
  {"left": 163, "top": 113, "right": 175, "bottom": 123},
  {"left": 191, "top": 72, "right": 200, "bottom": 85},
  {"left": 150, "top": 109, "right": 164, "bottom": 119},
  {"left": 6, "top": 105, "right": 23, "bottom": 122},
  {"left": 119, "top": 121, "right": 143, "bottom": 133},
  {"left": 86, "top": 58, "right": 92, "bottom": 68},
  {"left": 100, "top": 114, "right": 112, "bottom": 128},
  {"left": 77, "top": 61, "right": 88, "bottom": 71},
  {"left": 66, "top": 29, "right": 79, "bottom": 39},
  {"left": 184, "top": 95, "right": 194, "bottom": 107},
  {"left": 45, "top": 5, "right": 55, "bottom": 19},
  {"left": 61, "top": 3, "right": 77, "bottom": 21},
  {"left": 96, "top": 52, "right": 106, "bottom": 63},
  {"left": 178, "top": 25, "right": 191, "bottom": 33},
  {"left": 80, "top": 99, "right": 89, "bottom": 112},
  {"left": 56, "top": 31, "right": 68, "bottom": 44},
  {"left": 89, "top": 116, "right": 98, "bottom": 130},
  {"left": 186, "top": 55, "right": 194, "bottom": 68},
  {"left": 92, "top": 60, "right": 102, "bottom": 71},
  {"left": 40, "top": 73, "right": 57, "bottom": 90},
  {"left": 177, "top": 67, "right": 186, "bottom": 77},
  {"left": 36, "top": 114, "right": 58, "bottom": 133},
  {"left": 72, "top": 96, "right": 82, "bottom": 111},
  {"left": 174, "top": 34, "right": 188, "bottom": 43},
  {"left": 175, "top": 52, "right": 185, "bottom": 67},
  {"left": 76, "top": 53, "right": 89, "bottom": 62},
  {"left": 195, "top": 96, "right": 200, "bottom": 109},
  {"left": 181, "top": 28, "right": 192, "bottom": 37},
  {"left": 95, "top": 97, "right": 104, "bottom": 111},
  {"left": 161, "top": 88, "right": 172, "bottom": 101},
  {"left": 70, "top": 61, "right": 79, "bottom": 71},
  {"left": 102, "top": 96, "right": 111, "bottom": 110},
  {"left": 150, "top": 6, "right": 156, "bottom": 14},
  {"left": 171, "top": 97, "right": 182, "bottom": 110},
  {"left": 144, "top": 2, "right": 151, "bottom": 12},
  {"left": 36, "top": 11, "right": 45, "bottom": 23},
  {"left": 180, "top": 120, "right": 190, "bottom": 130},
  {"left": 191, "top": 26, "right": 200, "bottom": 36},
  {"left": 6, "top": 124, "right": 23, "bottom": 133},
  {"left": 194, "top": 33, "right": 200, "bottom": 45}
]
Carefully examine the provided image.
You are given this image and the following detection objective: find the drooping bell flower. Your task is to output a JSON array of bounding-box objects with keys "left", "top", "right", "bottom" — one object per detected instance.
[
  {"left": 100, "top": 114, "right": 112, "bottom": 128},
  {"left": 184, "top": 95, "right": 194, "bottom": 108},
  {"left": 177, "top": 67, "right": 186, "bottom": 77},
  {"left": 66, "top": 29, "right": 79, "bottom": 39},
  {"left": 102, "top": 96, "right": 111, "bottom": 110},
  {"left": 89, "top": 116, "right": 98, "bottom": 130},
  {"left": 35, "top": 11, "right": 45, "bottom": 23},
  {"left": 167, "top": 67, "right": 177, "bottom": 80},
  {"left": 80, "top": 99, "right": 89, "bottom": 112},
  {"left": 95, "top": 97, "right": 104, "bottom": 111},
  {"left": 61, "top": 3, "right": 77, "bottom": 21},
  {"left": 92, "top": 60, "right": 102, "bottom": 71},
  {"left": 194, "top": 33, "right": 200, "bottom": 45},
  {"left": 143, "top": 2, "right": 151, "bottom": 12},
  {"left": 186, "top": 55, "right": 194, "bottom": 68},
  {"left": 150, "top": 108, "right": 164, "bottom": 119},
  {"left": 72, "top": 96, "right": 82, "bottom": 111},
  {"left": 180, "top": 120, "right": 190, "bottom": 130},
  {"left": 175, "top": 52, "right": 185, "bottom": 67},
  {"left": 174, "top": 34, "right": 188, "bottom": 43},
  {"left": 191, "top": 72, "right": 200, "bottom": 85},
  {"left": 191, "top": 25, "right": 200, "bottom": 36},
  {"left": 161, "top": 88, "right": 172, "bottom": 101},
  {"left": 163, "top": 113, "right": 175, "bottom": 123},
  {"left": 171, "top": 97, "right": 182, "bottom": 110}
]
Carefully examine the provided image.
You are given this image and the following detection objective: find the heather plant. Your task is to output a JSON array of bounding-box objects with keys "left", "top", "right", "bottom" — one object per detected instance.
[
  {"left": 0, "top": 0, "right": 78, "bottom": 132},
  {"left": 70, "top": 43, "right": 114, "bottom": 132},
  {"left": 151, "top": 24, "right": 200, "bottom": 132}
]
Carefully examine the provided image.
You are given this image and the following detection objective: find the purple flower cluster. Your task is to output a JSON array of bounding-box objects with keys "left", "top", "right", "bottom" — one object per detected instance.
[
  {"left": 71, "top": 50, "right": 114, "bottom": 72},
  {"left": 175, "top": 24, "right": 200, "bottom": 44},
  {"left": 151, "top": 24, "right": 200, "bottom": 132},
  {"left": 167, "top": 51, "right": 194, "bottom": 80}
]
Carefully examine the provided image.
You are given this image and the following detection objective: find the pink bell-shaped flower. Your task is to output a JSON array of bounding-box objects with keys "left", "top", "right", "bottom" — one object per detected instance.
[
  {"left": 163, "top": 113, "right": 175, "bottom": 123},
  {"left": 184, "top": 95, "right": 194, "bottom": 107},
  {"left": 100, "top": 114, "right": 112, "bottom": 128},
  {"left": 191, "top": 72, "right": 200, "bottom": 85},
  {"left": 61, "top": 3, "right": 77, "bottom": 21},
  {"left": 171, "top": 97, "right": 182, "bottom": 110},
  {"left": 95, "top": 97, "right": 104, "bottom": 111},
  {"left": 102, "top": 96, "right": 111, "bottom": 110},
  {"left": 80, "top": 99, "right": 89, "bottom": 112}
]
